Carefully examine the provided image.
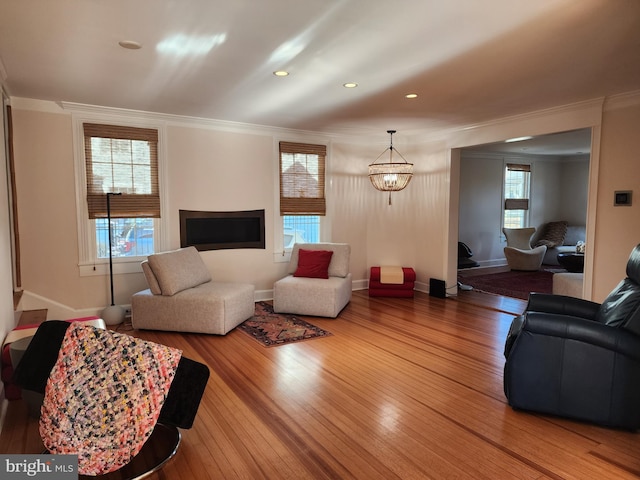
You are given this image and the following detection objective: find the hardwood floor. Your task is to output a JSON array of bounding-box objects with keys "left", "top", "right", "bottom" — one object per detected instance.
[{"left": 2, "top": 291, "right": 639, "bottom": 479}]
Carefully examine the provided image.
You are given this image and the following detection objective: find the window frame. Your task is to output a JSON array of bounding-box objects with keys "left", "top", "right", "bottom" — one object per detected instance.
[
  {"left": 502, "top": 162, "right": 531, "bottom": 230},
  {"left": 273, "top": 138, "right": 329, "bottom": 263},
  {"left": 72, "top": 112, "right": 168, "bottom": 276}
]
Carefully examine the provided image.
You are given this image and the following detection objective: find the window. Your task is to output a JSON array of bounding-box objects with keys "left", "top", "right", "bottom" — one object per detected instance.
[
  {"left": 84, "top": 123, "right": 160, "bottom": 260},
  {"left": 283, "top": 215, "right": 320, "bottom": 248},
  {"left": 279, "top": 141, "right": 326, "bottom": 249},
  {"left": 503, "top": 163, "right": 531, "bottom": 229}
]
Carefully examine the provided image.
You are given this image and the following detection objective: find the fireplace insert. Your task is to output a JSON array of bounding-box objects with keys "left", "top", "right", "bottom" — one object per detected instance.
[{"left": 179, "top": 209, "right": 265, "bottom": 251}]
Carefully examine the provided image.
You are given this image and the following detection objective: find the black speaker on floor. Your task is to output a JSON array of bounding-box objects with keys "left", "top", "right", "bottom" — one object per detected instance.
[{"left": 429, "top": 278, "right": 447, "bottom": 298}]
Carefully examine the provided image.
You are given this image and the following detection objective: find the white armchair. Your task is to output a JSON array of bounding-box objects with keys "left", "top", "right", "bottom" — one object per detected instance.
[
  {"left": 273, "top": 243, "right": 352, "bottom": 318},
  {"left": 503, "top": 227, "right": 547, "bottom": 271},
  {"left": 131, "top": 247, "right": 255, "bottom": 335}
]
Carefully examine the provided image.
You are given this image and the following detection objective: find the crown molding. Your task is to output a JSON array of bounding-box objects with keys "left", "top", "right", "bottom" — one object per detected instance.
[
  {"left": 460, "top": 150, "right": 562, "bottom": 161},
  {"left": 603, "top": 90, "right": 640, "bottom": 111},
  {"left": 407, "top": 97, "right": 606, "bottom": 149},
  {"left": 455, "top": 97, "right": 603, "bottom": 138},
  {"left": 12, "top": 89, "right": 640, "bottom": 149},
  {"left": 58, "top": 101, "right": 334, "bottom": 141},
  {"left": 11, "top": 97, "right": 66, "bottom": 114}
]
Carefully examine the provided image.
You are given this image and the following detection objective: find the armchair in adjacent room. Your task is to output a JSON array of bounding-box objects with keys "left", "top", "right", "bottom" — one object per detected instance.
[
  {"left": 503, "top": 243, "right": 640, "bottom": 430},
  {"left": 503, "top": 227, "right": 547, "bottom": 271},
  {"left": 273, "top": 243, "right": 352, "bottom": 318}
]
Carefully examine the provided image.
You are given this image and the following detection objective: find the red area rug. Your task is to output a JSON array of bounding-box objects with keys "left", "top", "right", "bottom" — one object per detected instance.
[
  {"left": 459, "top": 270, "right": 554, "bottom": 300},
  {"left": 238, "top": 302, "right": 332, "bottom": 347}
]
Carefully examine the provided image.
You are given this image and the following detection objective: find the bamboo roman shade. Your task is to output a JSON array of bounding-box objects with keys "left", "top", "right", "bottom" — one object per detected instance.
[
  {"left": 505, "top": 198, "right": 530, "bottom": 210},
  {"left": 506, "top": 163, "right": 531, "bottom": 173},
  {"left": 279, "top": 141, "right": 326, "bottom": 215},
  {"left": 84, "top": 123, "right": 160, "bottom": 219},
  {"left": 504, "top": 163, "right": 531, "bottom": 210}
]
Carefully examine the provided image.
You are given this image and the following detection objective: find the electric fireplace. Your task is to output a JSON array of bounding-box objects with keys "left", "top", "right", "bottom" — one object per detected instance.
[{"left": 179, "top": 209, "right": 265, "bottom": 251}]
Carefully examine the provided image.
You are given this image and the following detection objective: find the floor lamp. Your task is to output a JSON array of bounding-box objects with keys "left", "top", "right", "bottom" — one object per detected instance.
[{"left": 101, "top": 192, "right": 125, "bottom": 325}]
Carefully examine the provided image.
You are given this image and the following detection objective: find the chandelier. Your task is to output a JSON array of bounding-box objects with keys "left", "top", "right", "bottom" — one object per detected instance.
[{"left": 368, "top": 130, "right": 413, "bottom": 205}]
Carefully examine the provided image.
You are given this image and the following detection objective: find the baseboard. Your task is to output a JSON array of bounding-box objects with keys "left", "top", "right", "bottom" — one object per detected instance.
[
  {"left": 476, "top": 259, "right": 509, "bottom": 268},
  {"left": 19, "top": 290, "right": 130, "bottom": 321},
  {"left": 254, "top": 289, "right": 273, "bottom": 302},
  {"left": 21, "top": 279, "right": 383, "bottom": 318},
  {"left": 352, "top": 279, "right": 368, "bottom": 291}
]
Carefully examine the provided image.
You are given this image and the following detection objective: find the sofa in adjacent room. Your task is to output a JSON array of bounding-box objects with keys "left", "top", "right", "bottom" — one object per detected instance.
[{"left": 533, "top": 221, "right": 586, "bottom": 266}]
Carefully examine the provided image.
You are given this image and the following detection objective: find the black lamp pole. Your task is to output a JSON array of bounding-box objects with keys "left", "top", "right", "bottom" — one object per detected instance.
[{"left": 106, "top": 192, "right": 122, "bottom": 307}]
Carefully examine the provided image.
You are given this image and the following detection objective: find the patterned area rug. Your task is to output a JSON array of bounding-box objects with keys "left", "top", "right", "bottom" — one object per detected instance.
[
  {"left": 238, "top": 302, "right": 333, "bottom": 347},
  {"left": 459, "top": 270, "right": 554, "bottom": 300}
]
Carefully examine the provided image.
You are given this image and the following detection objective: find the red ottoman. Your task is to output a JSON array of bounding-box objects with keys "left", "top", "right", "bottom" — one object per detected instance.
[{"left": 369, "top": 267, "right": 416, "bottom": 297}]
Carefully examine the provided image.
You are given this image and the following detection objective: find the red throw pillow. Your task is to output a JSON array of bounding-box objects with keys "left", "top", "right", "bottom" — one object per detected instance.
[{"left": 294, "top": 249, "right": 334, "bottom": 279}]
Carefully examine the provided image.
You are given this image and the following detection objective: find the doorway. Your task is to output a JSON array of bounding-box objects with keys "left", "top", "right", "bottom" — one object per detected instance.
[{"left": 451, "top": 128, "right": 593, "bottom": 301}]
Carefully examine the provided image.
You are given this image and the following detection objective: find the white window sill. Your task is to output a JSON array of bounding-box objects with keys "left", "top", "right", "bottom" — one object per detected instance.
[{"left": 273, "top": 250, "right": 292, "bottom": 264}]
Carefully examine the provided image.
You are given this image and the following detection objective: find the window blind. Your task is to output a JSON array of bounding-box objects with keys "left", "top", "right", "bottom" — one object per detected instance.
[
  {"left": 506, "top": 163, "right": 531, "bottom": 172},
  {"left": 504, "top": 198, "right": 530, "bottom": 210},
  {"left": 84, "top": 123, "right": 160, "bottom": 219},
  {"left": 279, "top": 141, "right": 326, "bottom": 215}
]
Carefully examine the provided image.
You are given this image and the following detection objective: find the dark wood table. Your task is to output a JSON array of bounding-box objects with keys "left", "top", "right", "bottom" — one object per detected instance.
[{"left": 557, "top": 253, "right": 585, "bottom": 273}]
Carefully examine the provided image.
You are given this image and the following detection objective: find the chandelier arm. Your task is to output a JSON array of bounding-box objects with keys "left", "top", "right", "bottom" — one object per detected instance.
[
  {"left": 369, "top": 147, "right": 411, "bottom": 166},
  {"left": 371, "top": 148, "right": 390, "bottom": 164},
  {"left": 391, "top": 148, "right": 409, "bottom": 163}
]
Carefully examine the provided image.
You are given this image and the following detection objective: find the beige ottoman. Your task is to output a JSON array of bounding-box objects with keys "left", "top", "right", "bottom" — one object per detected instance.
[{"left": 552, "top": 273, "right": 583, "bottom": 298}]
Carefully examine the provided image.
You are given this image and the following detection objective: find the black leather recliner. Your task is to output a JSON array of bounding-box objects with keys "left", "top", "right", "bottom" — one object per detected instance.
[{"left": 503, "top": 243, "right": 640, "bottom": 430}]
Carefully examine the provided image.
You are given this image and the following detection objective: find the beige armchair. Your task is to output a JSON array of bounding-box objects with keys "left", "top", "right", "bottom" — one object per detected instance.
[
  {"left": 273, "top": 243, "right": 352, "bottom": 318},
  {"left": 132, "top": 247, "right": 255, "bottom": 335},
  {"left": 503, "top": 227, "right": 547, "bottom": 271}
]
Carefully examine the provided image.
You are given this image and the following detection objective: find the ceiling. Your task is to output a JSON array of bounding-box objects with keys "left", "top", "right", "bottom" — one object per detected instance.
[
  {"left": 465, "top": 128, "right": 592, "bottom": 156},
  {"left": 1, "top": 0, "right": 639, "bottom": 141}
]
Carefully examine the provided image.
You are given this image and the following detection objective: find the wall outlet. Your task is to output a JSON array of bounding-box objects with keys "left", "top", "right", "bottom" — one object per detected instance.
[{"left": 124, "top": 307, "right": 132, "bottom": 317}]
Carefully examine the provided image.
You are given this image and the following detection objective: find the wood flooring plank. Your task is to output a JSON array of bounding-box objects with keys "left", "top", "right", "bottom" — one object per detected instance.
[{"left": 1, "top": 290, "right": 637, "bottom": 479}]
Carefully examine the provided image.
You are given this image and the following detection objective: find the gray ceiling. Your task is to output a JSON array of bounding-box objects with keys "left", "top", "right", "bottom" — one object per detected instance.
[
  {"left": 1, "top": 0, "right": 639, "bottom": 140},
  {"left": 465, "top": 128, "right": 592, "bottom": 156}
]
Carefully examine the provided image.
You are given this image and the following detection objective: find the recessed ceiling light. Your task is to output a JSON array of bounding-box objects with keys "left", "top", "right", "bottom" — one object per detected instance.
[
  {"left": 343, "top": 82, "right": 358, "bottom": 88},
  {"left": 405, "top": 93, "right": 418, "bottom": 99},
  {"left": 273, "top": 70, "right": 289, "bottom": 77},
  {"left": 119, "top": 40, "right": 142, "bottom": 50}
]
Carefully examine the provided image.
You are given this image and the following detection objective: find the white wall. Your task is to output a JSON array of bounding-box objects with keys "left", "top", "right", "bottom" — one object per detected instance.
[
  {"left": 530, "top": 159, "right": 564, "bottom": 226},
  {"left": 458, "top": 154, "right": 504, "bottom": 264},
  {"left": 557, "top": 156, "right": 590, "bottom": 224},
  {"left": 165, "top": 126, "right": 284, "bottom": 289},
  {"left": 6, "top": 93, "right": 640, "bottom": 317},
  {"left": 593, "top": 99, "right": 640, "bottom": 300}
]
